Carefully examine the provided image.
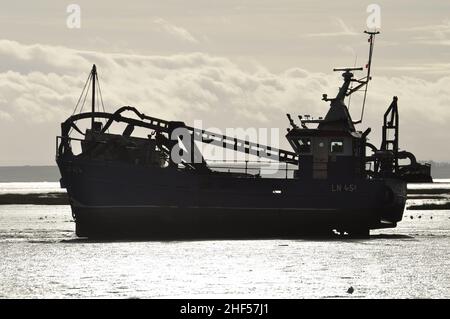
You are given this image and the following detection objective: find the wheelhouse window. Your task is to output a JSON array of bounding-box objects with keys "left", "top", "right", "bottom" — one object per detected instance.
[
  {"left": 298, "top": 138, "right": 311, "bottom": 153},
  {"left": 330, "top": 140, "right": 344, "bottom": 153}
]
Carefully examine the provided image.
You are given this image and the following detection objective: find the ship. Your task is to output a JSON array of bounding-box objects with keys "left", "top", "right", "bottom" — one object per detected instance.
[{"left": 56, "top": 31, "right": 432, "bottom": 238}]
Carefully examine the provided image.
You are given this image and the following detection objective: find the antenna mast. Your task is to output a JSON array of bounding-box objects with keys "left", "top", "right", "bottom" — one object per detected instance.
[
  {"left": 353, "top": 30, "right": 379, "bottom": 124},
  {"left": 91, "top": 64, "right": 97, "bottom": 129}
]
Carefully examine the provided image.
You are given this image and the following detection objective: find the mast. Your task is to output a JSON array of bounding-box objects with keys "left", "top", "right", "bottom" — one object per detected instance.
[
  {"left": 91, "top": 64, "right": 96, "bottom": 129},
  {"left": 323, "top": 31, "right": 379, "bottom": 125},
  {"left": 299, "top": 31, "right": 379, "bottom": 131},
  {"left": 355, "top": 30, "right": 379, "bottom": 124}
]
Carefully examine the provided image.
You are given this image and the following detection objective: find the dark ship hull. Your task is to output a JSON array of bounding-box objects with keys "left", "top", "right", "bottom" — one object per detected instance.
[
  {"left": 57, "top": 157, "right": 406, "bottom": 238},
  {"left": 57, "top": 33, "right": 430, "bottom": 239}
]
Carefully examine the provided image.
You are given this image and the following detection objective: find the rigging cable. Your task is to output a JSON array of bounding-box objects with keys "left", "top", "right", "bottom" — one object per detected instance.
[
  {"left": 69, "top": 74, "right": 92, "bottom": 135},
  {"left": 71, "top": 72, "right": 91, "bottom": 116},
  {"left": 359, "top": 33, "right": 376, "bottom": 123},
  {"left": 78, "top": 75, "right": 91, "bottom": 115},
  {"left": 96, "top": 72, "right": 109, "bottom": 132}
]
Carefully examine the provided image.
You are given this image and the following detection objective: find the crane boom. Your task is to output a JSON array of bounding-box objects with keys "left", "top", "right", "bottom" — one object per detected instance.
[{"left": 60, "top": 107, "right": 299, "bottom": 165}]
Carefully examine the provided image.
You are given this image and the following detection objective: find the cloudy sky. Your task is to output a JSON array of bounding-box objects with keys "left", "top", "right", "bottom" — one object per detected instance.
[{"left": 0, "top": 0, "right": 449, "bottom": 165}]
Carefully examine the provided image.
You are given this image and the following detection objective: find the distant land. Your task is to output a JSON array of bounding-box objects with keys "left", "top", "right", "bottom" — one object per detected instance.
[
  {"left": 0, "top": 166, "right": 61, "bottom": 182},
  {"left": 0, "top": 162, "right": 449, "bottom": 182},
  {"left": 427, "top": 161, "right": 450, "bottom": 179}
]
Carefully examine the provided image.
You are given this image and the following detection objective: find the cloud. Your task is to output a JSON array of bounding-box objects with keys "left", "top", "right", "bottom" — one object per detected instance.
[
  {"left": 413, "top": 39, "right": 450, "bottom": 46},
  {"left": 378, "top": 63, "right": 450, "bottom": 76},
  {"left": 399, "top": 19, "right": 450, "bottom": 33},
  {"left": 153, "top": 18, "right": 199, "bottom": 44},
  {"left": 304, "top": 17, "right": 358, "bottom": 37},
  {"left": 0, "top": 39, "right": 449, "bottom": 164},
  {"left": 0, "top": 110, "right": 12, "bottom": 121},
  {"left": 400, "top": 19, "right": 450, "bottom": 46},
  {"left": 0, "top": 39, "right": 333, "bottom": 127}
]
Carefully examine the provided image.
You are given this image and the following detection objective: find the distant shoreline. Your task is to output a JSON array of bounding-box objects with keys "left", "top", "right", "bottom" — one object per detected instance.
[
  {"left": 408, "top": 202, "right": 450, "bottom": 210},
  {"left": 0, "top": 166, "right": 61, "bottom": 183}
]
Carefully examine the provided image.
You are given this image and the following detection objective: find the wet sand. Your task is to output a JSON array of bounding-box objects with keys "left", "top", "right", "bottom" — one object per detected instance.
[
  {"left": 0, "top": 204, "right": 449, "bottom": 298},
  {"left": 0, "top": 180, "right": 449, "bottom": 298},
  {"left": 0, "top": 193, "right": 68, "bottom": 205}
]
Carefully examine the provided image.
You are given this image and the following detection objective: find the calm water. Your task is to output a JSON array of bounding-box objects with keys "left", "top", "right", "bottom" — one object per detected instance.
[{"left": 0, "top": 183, "right": 449, "bottom": 298}]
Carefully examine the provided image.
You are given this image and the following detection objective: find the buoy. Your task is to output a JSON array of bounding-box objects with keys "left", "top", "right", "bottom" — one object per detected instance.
[{"left": 347, "top": 286, "right": 354, "bottom": 294}]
